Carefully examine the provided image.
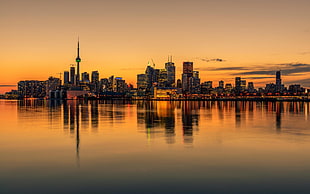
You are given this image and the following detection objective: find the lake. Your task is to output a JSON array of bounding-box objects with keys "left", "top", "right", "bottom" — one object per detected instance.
[{"left": 1, "top": 99, "right": 310, "bottom": 193}]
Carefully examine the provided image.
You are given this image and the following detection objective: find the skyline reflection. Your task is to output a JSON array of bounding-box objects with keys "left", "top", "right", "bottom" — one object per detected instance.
[{"left": 15, "top": 100, "right": 310, "bottom": 152}]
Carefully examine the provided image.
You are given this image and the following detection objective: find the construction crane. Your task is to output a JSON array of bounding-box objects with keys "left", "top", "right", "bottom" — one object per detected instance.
[
  {"left": 57, "top": 72, "right": 62, "bottom": 80},
  {"left": 151, "top": 59, "right": 155, "bottom": 68}
]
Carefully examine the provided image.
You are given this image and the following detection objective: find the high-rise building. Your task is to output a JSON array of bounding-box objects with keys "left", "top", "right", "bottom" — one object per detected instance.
[
  {"left": 165, "top": 56, "right": 175, "bottom": 87},
  {"left": 225, "top": 83, "right": 233, "bottom": 91},
  {"left": 82, "top": 72, "right": 90, "bottom": 83},
  {"left": 182, "top": 74, "right": 189, "bottom": 93},
  {"left": 276, "top": 71, "right": 281, "bottom": 86},
  {"left": 115, "top": 77, "right": 127, "bottom": 93},
  {"left": 91, "top": 71, "right": 99, "bottom": 83},
  {"left": 70, "top": 66, "right": 75, "bottom": 85},
  {"left": 235, "top": 77, "right": 242, "bottom": 93},
  {"left": 177, "top": 79, "right": 182, "bottom": 88},
  {"left": 219, "top": 80, "right": 224, "bottom": 88},
  {"left": 241, "top": 80, "right": 246, "bottom": 91},
  {"left": 183, "top": 62, "right": 193, "bottom": 76},
  {"left": 91, "top": 71, "right": 100, "bottom": 93},
  {"left": 145, "top": 66, "right": 156, "bottom": 89},
  {"left": 137, "top": 74, "right": 147, "bottom": 90},
  {"left": 158, "top": 69, "right": 168, "bottom": 87},
  {"left": 46, "top": 77, "right": 61, "bottom": 92},
  {"left": 190, "top": 71, "right": 200, "bottom": 94},
  {"left": 64, "top": 71, "right": 70, "bottom": 84},
  {"left": 275, "top": 71, "right": 283, "bottom": 93},
  {"left": 201, "top": 81, "right": 212, "bottom": 94},
  {"left": 182, "top": 62, "right": 194, "bottom": 93},
  {"left": 248, "top": 82, "right": 255, "bottom": 93},
  {"left": 100, "top": 78, "right": 109, "bottom": 92}
]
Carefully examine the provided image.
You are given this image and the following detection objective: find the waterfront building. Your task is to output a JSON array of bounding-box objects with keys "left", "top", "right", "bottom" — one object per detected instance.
[
  {"left": 201, "top": 81, "right": 213, "bottom": 94},
  {"left": 183, "top": 62, "right": 193, "bottom": 76},
  {"left": 189, "top": 71, "right": 200, "bottom": 94},
  {"left": 46, "top": 76, "right": 61, "bottom": 92},
  {"left": 158, "top": 69, "right": 168, "bottom": 87},
  {"left": 176, "top": 79, "right": 182, "bottom": 89},
  {"left": 18, "top": 80, "right": 46, "bottom": 98},
  {"left": 219, "top": 80, "right": 224, "bottom": 88},
  {"left": 154, "top": 87, "right": 178, "bottom": 99},
  {"left": 82, "top": 72, "right": 90, "bottom": 83},
  {"left": 182, "top": 62, "right": 194, "bottom": 93},
  {"left": 275, "top": 71, "right": 284, "bottom": 93},
  {"left": 115, "top": 77, "right": 127, "bottom": 93},
  {"left": 137, "top": 74, "right": 147, "bottom": 90},
  {"left": 100, "top": 78, "right": 109, "bottom": 92},
  {"left": 225, "top": 83, "right": 233, "bottom": 92},
  {"left": 235, "top": 77, "right": 242, "bottom": 93},
  {"left": 248, "top": 82, "right": 256, "bottom": 93},
  {"left": 165, "top": 56, "right": 176, "bottom": 87},
  {"left": 182, "top": 73, "right": 189, "bottom": 93},
  {"left": 241, "top": 80, "right": 246, "bottom": 91},
  {"left": 70, "top": 66, "right": 75, "bottom": 85},
  {"left": 91, "top": 71, "right": 99, "bottom": 83},
  {"left": 145, "top": 65, "right": 156, "bottom": 89},
  {"left": 288, "top": 84, "right": 305, "bottom": 94},
  {"left": 64, "top": 71, "right": 69, "bottom": 84}
]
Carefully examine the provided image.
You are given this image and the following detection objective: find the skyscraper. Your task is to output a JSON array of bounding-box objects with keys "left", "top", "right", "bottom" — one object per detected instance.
[
  {"left": 70, "top": 66, "right": 75, "bottom": 85},
  {"left": 235, "top": 77, "right": 242, "bottom": 93},
  {"left": 276, "top": 71, "right": 283, "bottom": 93},
  {"left": 64, "top": 71, "right": 69, "bottom": 84},
  {"left": 82, "top": 72, "right": 90, "bottom": 83},
  {"left": 91, "top": 71, "right": 99, "bottom": 83},
  {"left": 182, "top": 62, "right": 194, "bottom": 93},
  {"left": 165, "top": 56, "right": 175, "bottom": 87},
  {"left": 183, "top": 62, "right": 193, "bottom": 76}
]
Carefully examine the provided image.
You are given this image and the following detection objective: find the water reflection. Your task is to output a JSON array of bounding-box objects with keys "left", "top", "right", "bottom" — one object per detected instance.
[
  {"left": 137, "top": 101, "right": 176, "bottom": 144},
  {"left": 182, "top": 101, "right": 199, "bottom": 144},
  {"left": 16, "top": 100, "right": 310, "bottom": 155}
]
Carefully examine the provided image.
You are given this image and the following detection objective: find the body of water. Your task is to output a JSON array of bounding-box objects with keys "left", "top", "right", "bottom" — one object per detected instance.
[{"left": 1, "top": 100, "right": 310, "bottom": 193}]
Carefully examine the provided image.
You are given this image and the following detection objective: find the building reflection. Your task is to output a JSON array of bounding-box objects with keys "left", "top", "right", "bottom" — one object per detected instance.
[
  {"left": 275, "top": 102, "right": 283, "bottom": 132},
  {"left": 181, "top": 101, "right": 199, "bottom": 144},
  {"left": 64, "top": 100, "right": 81, "bottom": 166},
  {"left": 16, "top": 99, "right": 310, "bottom": 152},
  {"left": 90, "top": 101, "right": 99, "bottom": 131},
  {"left": 137, "top": 101, "right": 176, "bottom": 144}
]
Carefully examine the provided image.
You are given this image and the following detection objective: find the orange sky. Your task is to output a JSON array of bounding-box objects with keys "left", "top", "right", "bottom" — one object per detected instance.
[{"left": 1, "top": 0, "right": 310, "bottom": 94}]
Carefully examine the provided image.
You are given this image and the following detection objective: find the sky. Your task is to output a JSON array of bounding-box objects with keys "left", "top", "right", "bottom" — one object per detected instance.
[{"left": 1, "top": 0, "right": 310, "bottom": 93}]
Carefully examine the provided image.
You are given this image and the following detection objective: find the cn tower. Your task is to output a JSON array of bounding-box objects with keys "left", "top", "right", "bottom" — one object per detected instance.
[{"left": 75, "top": 39, "right": 81, "bottom": 85}]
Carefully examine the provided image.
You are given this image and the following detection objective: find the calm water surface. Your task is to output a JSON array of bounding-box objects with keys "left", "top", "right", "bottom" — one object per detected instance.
[{"left": 1, "top": 99, "right": 310, "bottom": 193}]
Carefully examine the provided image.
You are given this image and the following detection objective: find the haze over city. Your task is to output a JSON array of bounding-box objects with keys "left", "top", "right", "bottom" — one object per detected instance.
[{"left": 1, "top": 0, "right": 310, "bottom": 94}]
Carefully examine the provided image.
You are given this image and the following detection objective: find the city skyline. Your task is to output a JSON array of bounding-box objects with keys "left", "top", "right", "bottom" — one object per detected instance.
[{"left": 1, "top": 0, "right": 310, "bottom": 94}]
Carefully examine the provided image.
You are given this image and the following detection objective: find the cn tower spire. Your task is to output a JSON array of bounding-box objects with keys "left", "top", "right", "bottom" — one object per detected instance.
[{"left": 75, "top": 38, "right": 81, "bottom": 85}]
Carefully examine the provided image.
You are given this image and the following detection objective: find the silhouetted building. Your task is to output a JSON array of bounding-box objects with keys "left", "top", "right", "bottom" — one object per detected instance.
[
  {"left": 158, "top": 69, "right": 168, "bottom": 87},
  {"left": 248, "top": 82, "right": 256, "bottom": 93},
  {"left": 275, "top": 71, "right": 284, "bottom": 93},
  {"left": 165, "top": 56, "right": 176, "bottom": 87},
  {"left": 219, "top": 80, "right": 224, "bottom": 88},
  {"left": 183, "top": 62, "right": 193, "bottom": 76},
  {"left": 177, "top": 79, "right": 182, "bottom": 88},
  {"left": 70, "top": 66, "right": 75, "bottom": 85},
  {"left": 18, "top": 80, "right": 46, "bottom": 98},
  {"left": 235, "top": 77, "right": 242, "bottom": 93},
  {"left": 82, "top": 72, "right": 90, "bottom": 83},
  {"left": 64, "top": 71, "right": 69, "bottom": 84},
  {"left": 182, "top": 62, "right": 194, "bottom": 93},
  {"left": 137, "top": 74, "right": 147, "bottom": 90}
]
